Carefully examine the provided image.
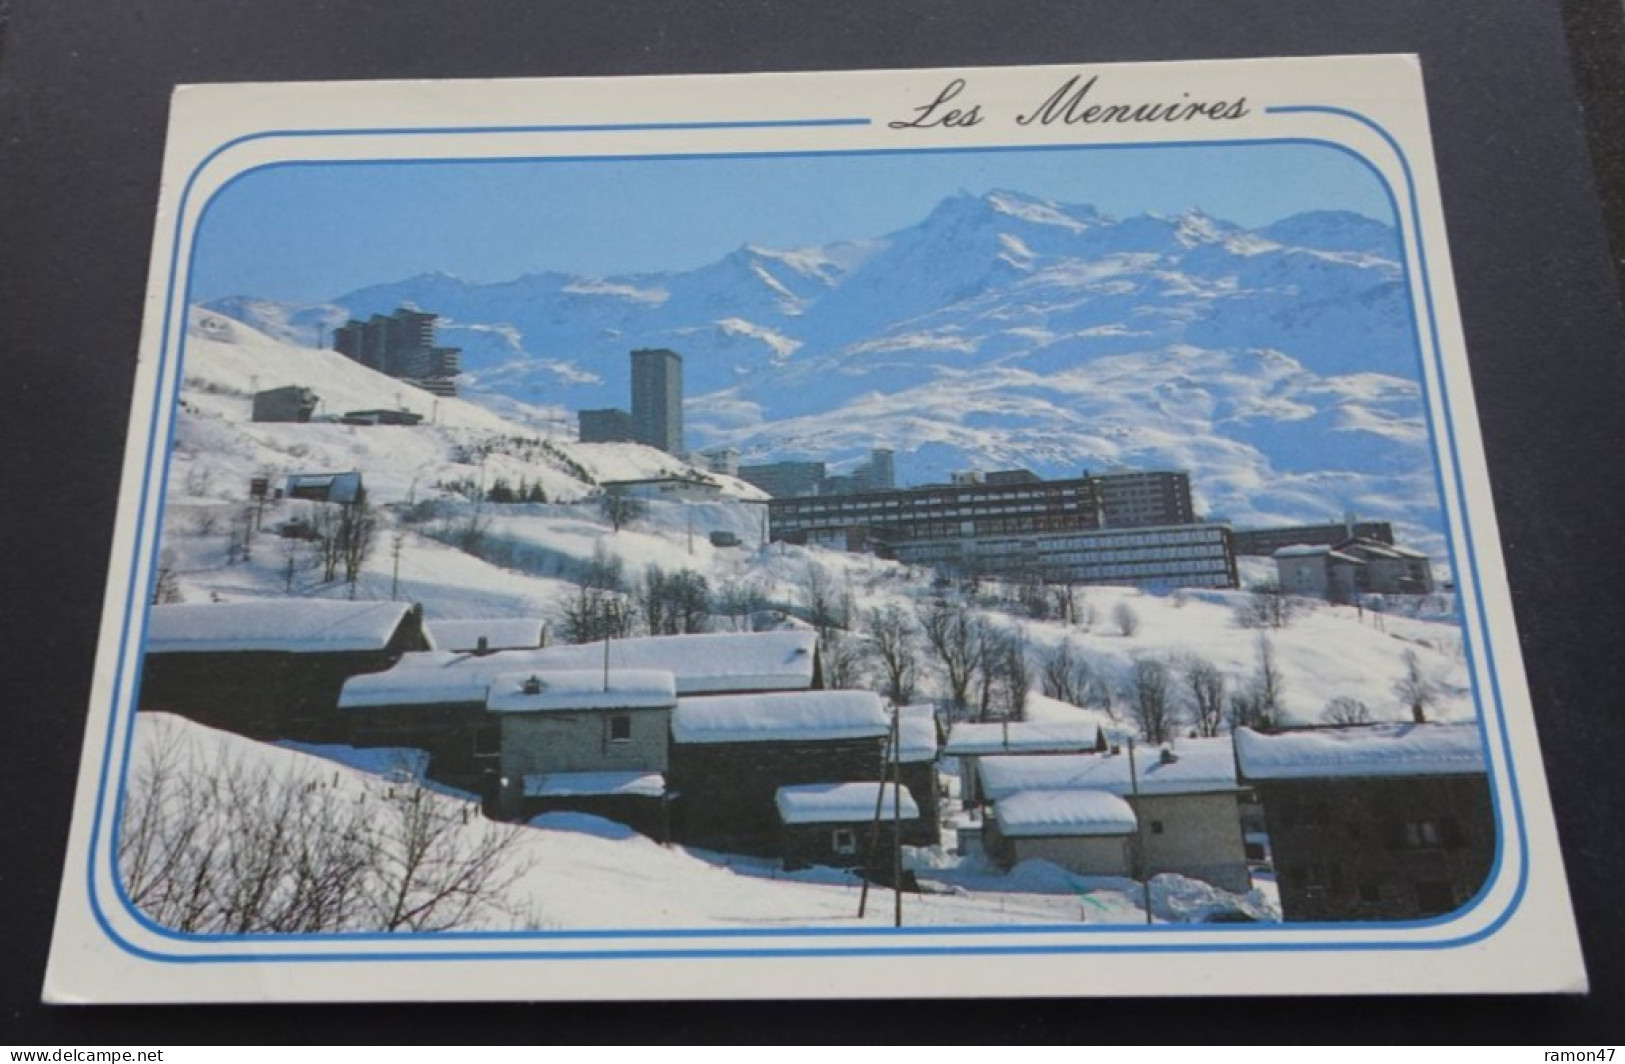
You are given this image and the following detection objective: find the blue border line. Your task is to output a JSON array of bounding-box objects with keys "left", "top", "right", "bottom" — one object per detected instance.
[{"left": 85, "top": 108, "right": 1530, "bottom": 964}]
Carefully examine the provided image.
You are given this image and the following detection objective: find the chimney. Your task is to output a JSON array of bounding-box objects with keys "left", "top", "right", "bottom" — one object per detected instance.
[
  {"left": 475, "top": 635, "right": 490, "bottom": 656},
  {"left": 522, "top": 674, "right": 542, "bottom": 696}
]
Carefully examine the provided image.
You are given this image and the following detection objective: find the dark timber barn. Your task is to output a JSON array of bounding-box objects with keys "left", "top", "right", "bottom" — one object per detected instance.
[{"left": 138, "top": 600, "right": 430, "bottom": 742}]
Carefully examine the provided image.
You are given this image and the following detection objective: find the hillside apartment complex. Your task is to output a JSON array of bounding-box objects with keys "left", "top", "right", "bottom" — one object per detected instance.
[
  {"left": 331, "top": 307, "right": 462, "bottom": 398},
  {"left": 767, "top": 468, "right": 1239, "bottom": 590}
]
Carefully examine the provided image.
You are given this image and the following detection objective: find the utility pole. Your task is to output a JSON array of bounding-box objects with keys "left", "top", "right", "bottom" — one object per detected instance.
[
  {"left": 1128, "top": 737, "right": 1152, "bottom": 925},
  {"left": 390, "top": 532, "right": 404, "bottom": 601},
  {"left": 891, "top": 704, "right": 904, "bottom": 928}
]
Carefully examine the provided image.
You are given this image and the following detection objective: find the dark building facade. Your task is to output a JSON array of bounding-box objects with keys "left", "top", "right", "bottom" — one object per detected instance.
[
  {"left": 251, "top": 385, "right": 319, "bottom": 423},
  {"left": 1235, "top": 724, "right": 1494, "bottom": 922},
  {"left": 578, "top": 407, "right": 636, "bottom": 444},
  {"left": 1231, "top": 521, "right": 1395, "bottom": 557},
  {"left": 896, "top": 522, "right": 1238, "bottom": 589},
  {"left": 769, "top": 474, "right": 1104, "bottom": 546},
  {"left": 332, "top": 307, "right": 461, "bottom": 397},
  {"left": 631, "top": 348, "right": 683, "bottom": 454},
  {"left": 138, "top": 602, "right": 430, "bottom": 743},
  {"left": 1094, "top": 470, "right": 1195, "bottom": 528},
  {"left": 737, "top": 460, "right": 827, "bottom": 499}
]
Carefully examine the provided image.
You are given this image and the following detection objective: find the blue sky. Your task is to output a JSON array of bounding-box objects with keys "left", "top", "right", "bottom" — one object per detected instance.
[{"left": 190, "top": 143, "right": 1394, "bottom": 304}]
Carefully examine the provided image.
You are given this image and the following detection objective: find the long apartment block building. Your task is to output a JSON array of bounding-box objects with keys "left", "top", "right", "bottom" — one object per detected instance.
[
  {"left": 767, "top": 467, "right": 1234, "bottom": 589},
  {"left": 895, "top": 523, "right": 1238, "bottom": 589},
  {"left": 768, "top": 474, "right": 1105, "bottom": 546},
  {"left": 332, "top": 307, "right": 461, "bottom": 396}
]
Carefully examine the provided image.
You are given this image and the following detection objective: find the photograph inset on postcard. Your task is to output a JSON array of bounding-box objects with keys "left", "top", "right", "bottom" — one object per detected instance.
[{"left": 119, "top": 138, "right": 1493, "bottom": 938}]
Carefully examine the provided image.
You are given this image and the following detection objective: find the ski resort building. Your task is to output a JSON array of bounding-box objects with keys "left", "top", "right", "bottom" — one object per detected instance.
[
  {"left": 1274, "top": 536, "right": 1435, "bottom": 599},
  {"left": 251, "top": 384, "right": 319, "bottom": 423},
  {"left": 767, "top": 469, "right": 1236, "bottom": 589},
  {"left": 1235, "top": 723, "right": 1493, "bottom": 921},
  {"left": 976, "top": 738, "right": 1252, "bottom": 892},
  {"left": 737, "top": 460, "right": 826, "bottom": 499},
  {"left": 631, "top": 347, "right": 683, "bottom": 454},
  {"left": 331, "top": 307, "right": 461, "bottom": 397},
  {"left": 775, "top": 782, "right": 922, "bottom": 871},
  {"left": 1231, "top": 520, "right": 1395, "bottom": 557},
  {"left": 578, "top": 408, "right": 635, "bottom": 444},
  {"left": 1093, "top": 470, "right": 1195, "bottom": 529},
  {"left": 138, "top": 600, "right": 430, "bottom": 742},
  {"left": 668, "top": 689, "right": 892, "bottom": 854}
]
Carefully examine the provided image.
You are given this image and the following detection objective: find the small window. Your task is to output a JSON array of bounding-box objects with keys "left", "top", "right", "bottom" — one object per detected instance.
[
  {"left": 473, "top": 724, "right": 501, "bottom": 759},
  {"left": 832, "top": 828, "right": 858, "bottom": 856},
  {"left": 1150, "top": 820, "right": 1165, "bottom": 835},
  {"left": 607, "top": 714, "right": 632, "bottom": 743}
]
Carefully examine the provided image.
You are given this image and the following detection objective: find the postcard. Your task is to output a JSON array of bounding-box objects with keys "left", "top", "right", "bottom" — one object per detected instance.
[{"left": 44, "top": 56, "right": 1587, "bottom": 1002}]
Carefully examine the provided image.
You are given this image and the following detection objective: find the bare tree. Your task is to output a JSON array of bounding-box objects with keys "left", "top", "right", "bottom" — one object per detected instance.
[
  {"left": 863, "top": 605, "right": 920, "bottom": 705},
  {"left": 976, "top": 626, "right": 1030, "bottom": 722},
  {"left": 1394, "top": 649, "right": 1437, "bottom": 723},
  {"left": 818, "top": 627, "right": 865, "bottom": 689},
  {"left": 598, "top": 489, "right": 642, "bottom": 533},
  {"left": 1113, "top": 601, "right": 1141, "bottom": 637},
  {"left": 1127, "top": 657, "right": 1176, "bottom": 744},
  {"left": 1237, "top": 580, "right": 1297, "bottom": 629},
  {"left": 119, "top": 719, "right": 531, "bottom": 934},
  {"left": 1040, "top": 638, "right": 1092, "bottom": 706},
  {"left": 917, "top": 599, "right": 986, "bottom": 719},
  {"left": 1180, "top": 654, "right": 1227, "bottom": 738},
  {"left": 1321, "top": 695, "right": 1373, "bottom": 726},
  {"left": 152, "top": 549, "right": 184, "bottom": 605},
  {"left": 802, "top": 562, "right": 852, "bottom": 633},
  {"left": 638, "top": 565, "right": 710, "bottom": 636},
  {"left": 338, "top": 500, "right": 378, "bottom": 594},
  {"left": 559, "top": 585, "right": 635, "bottom": 644},
  {"left": 1228, "top": 634, "right": 1286, "bottom": 731},
  {"left": 713, "top": 575, "right": 765, "bottom": 632}
]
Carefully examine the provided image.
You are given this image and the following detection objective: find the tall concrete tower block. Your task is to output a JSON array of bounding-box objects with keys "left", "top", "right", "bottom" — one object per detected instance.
[{"left": 630, "top": 348, "right": 683, "bottom": 454}]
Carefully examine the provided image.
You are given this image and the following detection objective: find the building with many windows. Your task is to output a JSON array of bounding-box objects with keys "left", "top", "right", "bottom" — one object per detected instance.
[
  {"left": 737, "top": 460, "right": 828, "bottom": 499},
  {"left": 631, "top": 347, "right": 683, "bottom": 454},
  {"left": 331, "top": 307, "right": 461, "bottom": 397},
  {"left": 578, "top": 407, "right": 636, "bottom": 444},
  {"left": 1092, "top": 470, "right": 1195, "bottom": 528},
  {"left": 896, "top": 522, "right": 1238, "bottom": 589}
]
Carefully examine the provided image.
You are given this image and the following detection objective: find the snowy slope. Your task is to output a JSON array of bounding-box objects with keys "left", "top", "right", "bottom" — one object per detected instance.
[{"left": 129, "top": 713, "right": 1274, "bottom": 929}]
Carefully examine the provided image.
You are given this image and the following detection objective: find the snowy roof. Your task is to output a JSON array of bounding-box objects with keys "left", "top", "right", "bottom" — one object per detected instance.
[
  {"left": 978, "top": 739, "right": 1240, "bottom": 801},
  {"left": 896, "top": 704, "right": 940, "bottom": 763},
  {"left": 943, "top": 720, "right": 1100, "bottom": 757},
  {"left": 673, "top": 690, "right": 889, "bottom": 745},
  {"left": 994, "top": 789, "right": 1138, "bottom": 838},
  {"left": 424, "top": 618, "right": 547, "bottom": 653},
  {"left": 1233, "top": 723, "right": 1485, "bottom": 781},
  {"left": 1273, "top": 544, "right": 1330, "bottom": 558},
  {"left": 146, "top": 600, "right": 417, "bottom": 655},
  {"left": 523, "top": 771, "right": 666, "bottom": 799},
  {"left": 338, "top": 651, "right": 494, "bottom": 708},
  {"left": 514, "top": 631, "right": 820, "bottom": 694},
  {"left": 774, "top": 782, "right": 920, "bottom": 824},
  {"left": 487, "top": 669, "right": 676, "bottom": 713}
]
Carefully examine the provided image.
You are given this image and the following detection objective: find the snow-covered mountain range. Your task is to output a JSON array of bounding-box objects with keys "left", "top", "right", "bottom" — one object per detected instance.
[{"left": 204, "top": 189, "right": 1441, "bottom": 549}]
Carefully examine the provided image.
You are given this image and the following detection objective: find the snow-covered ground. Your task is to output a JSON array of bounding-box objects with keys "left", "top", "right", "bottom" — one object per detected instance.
[
  {"left": 133, "top": 715, "right": 1273, "bottom": 930},
  {"left": 126, "top": 308, "right": 1481, "bottom": 932}
]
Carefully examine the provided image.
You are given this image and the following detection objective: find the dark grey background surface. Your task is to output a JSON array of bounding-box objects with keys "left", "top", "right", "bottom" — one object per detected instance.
[{"left": 3, "top": 0, "right": 1624, "bottom": 1041}]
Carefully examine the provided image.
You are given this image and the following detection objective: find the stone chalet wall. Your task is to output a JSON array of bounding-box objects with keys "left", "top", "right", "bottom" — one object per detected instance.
[
  {"left": 1257, "top": 773, "right": 1494, "bottom": 921},
  {"left": 668, "top": 736, "right": 886, "bottom": 855},
  {"left": 1132, "top": 791, "right": 1252, "bottom": 893},
  {"left": 781, "top": 818, "right": 910, "bottom": 871}
]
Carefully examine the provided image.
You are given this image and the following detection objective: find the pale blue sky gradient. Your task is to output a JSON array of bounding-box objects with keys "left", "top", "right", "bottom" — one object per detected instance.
[{"left": 191, "top": 143, "right": 1394, "bottom": 304}]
